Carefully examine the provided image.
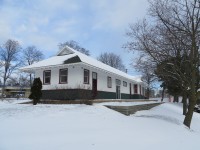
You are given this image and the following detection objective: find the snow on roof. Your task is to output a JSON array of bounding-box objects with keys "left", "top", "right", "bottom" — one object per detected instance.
[{"left": 20, "top": 46, "right": 142, "bottom": 83}]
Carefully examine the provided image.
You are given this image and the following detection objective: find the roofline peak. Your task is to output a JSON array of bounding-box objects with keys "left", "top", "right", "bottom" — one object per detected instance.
[{"left": 56, "top": 46, "right": 77, "bottom": 56}]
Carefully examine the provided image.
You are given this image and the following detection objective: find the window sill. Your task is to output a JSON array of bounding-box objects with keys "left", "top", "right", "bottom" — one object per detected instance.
[
  {"left": 43, "top": 83, "right": 50, "bottom": 85},
  {"left": 84, "top": 82, "right": 89, "bottom": 84},
  {"left": 59, "top": 82, "right": 68, "bottom": 84}
]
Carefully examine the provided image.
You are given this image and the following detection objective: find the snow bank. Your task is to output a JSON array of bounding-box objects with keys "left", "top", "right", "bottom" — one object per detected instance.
[{"left": 0, "top": 100, "right": 199, "bottom": 150}]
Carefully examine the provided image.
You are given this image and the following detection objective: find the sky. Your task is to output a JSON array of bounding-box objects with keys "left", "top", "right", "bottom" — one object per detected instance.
[{"left": 0, "top": 0, "right": 149, "bottom": 75}]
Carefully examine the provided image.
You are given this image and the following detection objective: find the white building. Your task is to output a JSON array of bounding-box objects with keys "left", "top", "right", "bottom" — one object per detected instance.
[{"left": 20, "top": 46, "right": 146, "bottom": 100}]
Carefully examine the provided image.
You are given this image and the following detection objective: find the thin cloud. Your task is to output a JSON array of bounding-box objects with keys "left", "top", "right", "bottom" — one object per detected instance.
[{"left": 0, "top": 0, "right": 149, "bottom": 64}]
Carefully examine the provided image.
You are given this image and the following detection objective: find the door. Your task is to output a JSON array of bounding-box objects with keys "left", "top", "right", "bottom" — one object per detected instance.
[
  {"left": 129, "top": 83, "right": 132, "bottom": 99},
  {"left": 92, "top": 72, "right": 97, "bottom": 99},
  {"left": 116, "top": 86, "right": 121, "bottom": 99}
]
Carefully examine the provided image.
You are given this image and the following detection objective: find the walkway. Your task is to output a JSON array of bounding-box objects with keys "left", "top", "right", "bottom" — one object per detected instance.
[{"left": 105, "top": 103, "right": 163, "bottom": 116}]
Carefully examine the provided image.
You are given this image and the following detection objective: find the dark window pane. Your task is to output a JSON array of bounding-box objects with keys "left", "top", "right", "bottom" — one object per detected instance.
[
  {"left": 84, "top": 76, "right": 88, "bottom": 83},
  {"left": 60, "top": 69, "right": 67, "bottom": 75},
  {"left": 44, "top": 70, "right": 51, "bottom": 84},
  {"left": 45, "top": 72, "right": 50, "bottom": 76},
  {"left": 116, "top": 79, "right": 121, "bottom": 86},
  {"left": 61, "top": 76, "right": 67, "bottom": 83},
  {"left": 45, "top": 77, "right": 50, "bottom": 83},
  {"left": 123, "top": 81, "right": 127, "bottom": 87}
]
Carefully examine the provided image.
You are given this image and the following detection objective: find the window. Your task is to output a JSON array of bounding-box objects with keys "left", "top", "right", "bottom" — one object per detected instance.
[
  {"left": 92, "top": 72, "right": 97, "bottom": 79},
  {"left": 107, "top": 76, "right": 112, "bottom": 88},
  {"left": 123, "top": 81, "right": 127, "bottom": 87},
  {"left": 59, "top": 68, "right": 68, "bottom": 83},
  {"left": 134, "top": 84, "right": 138, "bottom": 94},
  {"left": 84, "top": 69, "right": 89, "bottom": 84},
  {"left": 43, "top": 70, "right": 51, "bottom": 84},
  {"left": 116, "top": 79, "right": 121, "bottom": 86}
]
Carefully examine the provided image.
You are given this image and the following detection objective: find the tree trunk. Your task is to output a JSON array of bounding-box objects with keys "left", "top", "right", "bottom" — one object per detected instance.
[
  {"left": 161, "top": 87, "right": 165, "bottom": 102},
  {"left": 174, "top": 95, "right": 179, "bottom": 103},
  {"left": 183, "top": 67, "right": 197, "bottom": 128},
  {"left": 183, "top": 38, "right": 198, "bottom": 128},
  {"left": 182, "top": 93, "right": 187, "bottom": 115},
  {"left": 33, "top": 99, "right": 37, "bottom": 105},
  {"left": 29, "top": 74, "right": 32, "bottom": 86},
  {"left": 1, "top": 87, "right": 5, "bottom": 98},
  {"left": 147, "top": 87, "right": 150, "bottom": 99},
  {"left": 183, "top": 96, "right": 196, "bottom": 128},
  {"left": 1, "top": 76, "right": 6, "bottom": 98}
]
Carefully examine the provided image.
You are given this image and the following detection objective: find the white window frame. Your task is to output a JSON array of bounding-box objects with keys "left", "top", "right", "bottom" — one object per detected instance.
[
  {"left": 84, "top": 69, "right": 90, "bottom": 84},
  {"left": 59, "top": 68, "right": 68, "bottom": 84},
  {"left": 107, "top": 76, "right": 112, "bottom": 88}
]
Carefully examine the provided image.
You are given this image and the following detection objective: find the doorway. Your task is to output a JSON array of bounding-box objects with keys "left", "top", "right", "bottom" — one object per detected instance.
[
  {"left": 92, "top": 72, "right": 97, "bottom": 99},
  {"left": 129, "top": 83, "right": 132, "bottom": 99},
  {"left": 116, "top": 86, "right": 121, "bottom": 99}
]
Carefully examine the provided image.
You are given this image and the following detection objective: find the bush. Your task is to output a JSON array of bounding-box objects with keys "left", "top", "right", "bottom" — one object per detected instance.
[{"left": 29, "top": 78, "right": 42, "bottom": 105}]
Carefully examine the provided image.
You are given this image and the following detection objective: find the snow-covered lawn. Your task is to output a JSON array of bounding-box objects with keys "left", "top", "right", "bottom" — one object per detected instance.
[{"left": 0, "top": 99, "right": 199, "bottom": 150}]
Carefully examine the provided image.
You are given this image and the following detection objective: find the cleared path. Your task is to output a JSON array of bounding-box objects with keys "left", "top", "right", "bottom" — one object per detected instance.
[{"left": 105, "top": 103, "right": 163, "bottom": 116}]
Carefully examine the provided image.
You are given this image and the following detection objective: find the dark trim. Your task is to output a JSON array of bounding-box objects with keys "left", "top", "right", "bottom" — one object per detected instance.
[
  {"left": 41, "top": 89, "right": 147, "bottom": 100},
  {"left": 59, "top": 68, "right": 68, "bottom": 84},
  {"left": 43, "top": 70, "right": 51, "bottom": 85}
]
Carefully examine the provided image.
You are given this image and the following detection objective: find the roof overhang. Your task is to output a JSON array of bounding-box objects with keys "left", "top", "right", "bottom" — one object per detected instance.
[{"left": 20, "top": 62, "right": 82, "bottom": 73}]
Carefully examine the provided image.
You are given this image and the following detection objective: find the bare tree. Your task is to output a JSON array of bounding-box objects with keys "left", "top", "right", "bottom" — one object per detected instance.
[
  {"left": 124, "top": 0, "right": 200, "bottom": 128},
  {"left": 0, "top": 39, "right": 22, "bottom": 97},
  {"left": 97, "top": 52, "right": 126, "bottom": 72},
  {"left": 155, "top": 56, "right": 190, "bottom": 113},
  {"left": 6, "top": 77, "right": 19, "bottom": 86},
  {"left": 23, "top": 46, "right": 44, "bottom": 86},
  {"left": 58, "top": 40, "right": 90, "bottom": 56},
  {"left": 6, "top": 73, "right": 30, "bottom": 87},
  {"left": 132, "top": 56, "right": 157, "bottom": 99},
  {"left": 18, "top": 74, "right": 30, "bottom": 87}
]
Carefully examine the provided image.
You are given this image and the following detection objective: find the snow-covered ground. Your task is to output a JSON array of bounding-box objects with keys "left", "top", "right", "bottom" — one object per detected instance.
[{"left": 0, "top": 99, "right": 199, "bottom": 150}]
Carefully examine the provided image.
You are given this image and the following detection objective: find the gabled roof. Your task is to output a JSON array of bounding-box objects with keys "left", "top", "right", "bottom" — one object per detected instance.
[{"left": 20, "top": 46, "right": 142, "bottom": 83}]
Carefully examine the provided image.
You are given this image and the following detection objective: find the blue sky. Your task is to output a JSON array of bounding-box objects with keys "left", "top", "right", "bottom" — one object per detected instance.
[{"left": 0, "top": 0, "right": 149, "bottom": 75}]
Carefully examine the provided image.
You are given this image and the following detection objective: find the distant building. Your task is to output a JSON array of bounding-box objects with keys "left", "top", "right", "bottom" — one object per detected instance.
[{"left": 0, "top": 86, "right": 30, "bottom": 98}]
